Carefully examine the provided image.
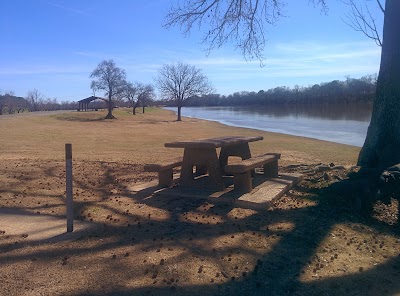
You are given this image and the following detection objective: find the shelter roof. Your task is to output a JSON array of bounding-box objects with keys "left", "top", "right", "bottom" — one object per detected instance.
[{"left": 78, "top": 96, "right": 107, "bottom": 103}]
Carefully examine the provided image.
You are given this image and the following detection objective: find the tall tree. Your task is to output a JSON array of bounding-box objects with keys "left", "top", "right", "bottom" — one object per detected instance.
[
  {"left": 90, "top": 60, "right": 126, "bottom": 119},
  {"left": 156, "top": 62, "right": 213, "bottom": 121},
  {"left": 357, "top": 0, "right": 400, "bottom": 169},
  {"left": 166, "top": 1, "right": 400, "bottom": 171}
]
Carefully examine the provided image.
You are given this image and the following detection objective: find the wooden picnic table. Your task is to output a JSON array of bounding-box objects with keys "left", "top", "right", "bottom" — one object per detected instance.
[{"left": 164, "top": 136, "right": 263, "bottom": 190}]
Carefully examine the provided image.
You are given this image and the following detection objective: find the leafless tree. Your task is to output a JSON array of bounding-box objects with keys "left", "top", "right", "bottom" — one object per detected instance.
[
  {"left": 136, "top": 83, "right": 155, "bottom": 115},
  {"left": 156, "top": 62, "right": 214, "bottom": 121},
  {"left": 0, "top": 91, "right": 15, "bottom": 114},
  {"left": 342, "top": 0, "right": 384, "bottom": 46},
  {"left": 26, "top": 89, "right": 44, "bottom": 112},
  {"left": 124, "top": 82, "right": 139, "bottom": 114},
  {"left": 5, "top": 90, "right": 15, "bottom": 96},
  {"left": 90, "top": 60, "right": 127, "bottom": 119},
  {"left": 123, "top": 82, "right": 155, "bottom": 115},
  {"left": 165, "top": 0, "right": 327, "bottom": 64}
]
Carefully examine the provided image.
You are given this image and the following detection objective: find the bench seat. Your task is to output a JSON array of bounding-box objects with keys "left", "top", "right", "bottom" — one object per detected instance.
[
  {"left": 225, "top": 153, "right": 281, "bottom": 193},
  {"left": 144, "top": 157, "right": 182, "bottom": 187}
]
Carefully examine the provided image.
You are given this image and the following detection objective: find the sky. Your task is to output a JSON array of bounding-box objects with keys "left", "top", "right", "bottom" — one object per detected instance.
[{"left": 0, "top": 0, "right": 383, "bottom": 101}]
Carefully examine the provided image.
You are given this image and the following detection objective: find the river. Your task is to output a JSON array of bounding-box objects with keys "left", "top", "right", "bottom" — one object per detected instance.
[{"left": 164, "top": 104, "right": 372, "bottom": 147}]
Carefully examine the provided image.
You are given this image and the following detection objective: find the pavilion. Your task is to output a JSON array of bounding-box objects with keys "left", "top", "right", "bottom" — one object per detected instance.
[{"left": 77, "top": 96, "right": 107, "bottom": 111}]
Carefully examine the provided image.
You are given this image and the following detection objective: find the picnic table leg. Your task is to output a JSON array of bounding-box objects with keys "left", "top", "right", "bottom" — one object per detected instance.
[
  {"left": 180, "top": 148, "right": 224, "bottom": 190},
  {"left": 195, "top": 165, "right": 207, "bottom": 176},
  {"left": 158, "top": 169, "right": 173, "bottom": 187},
  {"left": 263, "top": 159, "right": 279, "bottom": 178},
  {"left": 219, "top": 143, "right": 252, "bottom": 174},
  {"left": 180, "top": 149, "right": 195, "bottom": 186}
]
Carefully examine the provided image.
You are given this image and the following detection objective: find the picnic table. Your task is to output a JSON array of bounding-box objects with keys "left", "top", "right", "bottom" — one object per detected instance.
[{"left": 164, "top": 136, "right": 263, "bottom": 190}]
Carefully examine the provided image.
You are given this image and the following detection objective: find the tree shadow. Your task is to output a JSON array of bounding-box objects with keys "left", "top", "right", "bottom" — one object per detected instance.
[
  {"left": 54, "top": 115, "right": 106, "bottom": 122},
  {"left": 0, "top": 161, "right": 399, "bottom": 295}
]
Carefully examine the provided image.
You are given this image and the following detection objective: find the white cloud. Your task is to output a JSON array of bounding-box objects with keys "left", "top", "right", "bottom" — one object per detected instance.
[{"left": 47, "top": 2, "right": 90, "bottom": 16}]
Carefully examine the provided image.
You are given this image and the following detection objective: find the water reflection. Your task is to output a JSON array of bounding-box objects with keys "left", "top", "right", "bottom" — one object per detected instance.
[
  {"left": 165, "top": 104, "right": 372, "bottom": 147},
  {"left": 203, "top": 104, "right": 372, "bottom": 122}
]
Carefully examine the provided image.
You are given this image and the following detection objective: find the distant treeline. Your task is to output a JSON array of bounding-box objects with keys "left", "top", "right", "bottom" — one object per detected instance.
[
  {"left": 1, "top": 74, "right": 377, "bottom": 115},
  {"left": 0, "top": 93, "right": 78, "bottom": 115},
  {"left": 0, "top": 94, "right": 28, "bottom": 115},
  {"left": 163, "top": 75, "right": 377, "bottom": 107}
]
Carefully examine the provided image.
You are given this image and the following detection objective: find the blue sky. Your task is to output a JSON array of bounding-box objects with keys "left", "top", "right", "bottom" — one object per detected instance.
[{"left": 0, "top": 0, "right": 383, "bottom": 101}]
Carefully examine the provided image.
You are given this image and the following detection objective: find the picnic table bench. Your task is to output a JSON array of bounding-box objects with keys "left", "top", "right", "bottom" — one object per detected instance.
[
  {"left": 144, "top": 157, "right": 182, "bottom": 187},
  {"left": 225, "top": 153, "right": 281, "bottom": 193}
]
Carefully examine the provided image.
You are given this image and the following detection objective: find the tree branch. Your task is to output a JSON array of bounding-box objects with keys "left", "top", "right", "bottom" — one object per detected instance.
[
  {"left": 342, "top": 0, "right": 383, "bottom": 47},
  {"left": 376, "top": 0, "right": 384, "bottom": 14}
]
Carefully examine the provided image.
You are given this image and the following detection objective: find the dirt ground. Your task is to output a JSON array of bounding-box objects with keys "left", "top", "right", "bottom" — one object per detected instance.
[{"left": 0, "top": 109, "right": 399, "bottom": 296}]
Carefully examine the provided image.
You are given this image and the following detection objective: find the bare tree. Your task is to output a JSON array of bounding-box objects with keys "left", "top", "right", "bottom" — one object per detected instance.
[
  {"left": 0, "top": 90, "right": 15, "bottom": 115},
  {"left": 90, "top": 60, "right": 127, "bottom": 119},
  {"left": 165, "top": 0, "right": 327, "bottom": 64},
  {"left": 26, "top": 89, "right": 44, "bottom": 112},
  {"left": 5, "top": 90, "right": 15, "bottom": 96},
  {"left": 123, "top": 82, "right": 139, "bottom": 114},
  {"left": 137, "top": 83, "right": 155, "bottom": 115},
  {"left": 356, "top": 0, "right": 400, "bottom": 171},
  {"left": 123, "top": 82, "right": 155, "bottom": 115},
  {"left": 156, "top": 62, "right": 213, "bottom": 121},
  {"left": 342, "top": 0, "right": 383, "bottom": 46}
]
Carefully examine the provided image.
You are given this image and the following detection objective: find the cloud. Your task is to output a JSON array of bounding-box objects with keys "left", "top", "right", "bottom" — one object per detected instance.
[
  {"left": 174, "top": 40, "right": 380, "bottom": 82},
  {"left": 47, "top": 2, "right": 90, "bottom": 16}
]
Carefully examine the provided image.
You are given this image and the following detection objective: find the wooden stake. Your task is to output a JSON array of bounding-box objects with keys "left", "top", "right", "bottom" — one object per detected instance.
[{"left": 65, "top": 143, "right": 73, "bottom": 232}]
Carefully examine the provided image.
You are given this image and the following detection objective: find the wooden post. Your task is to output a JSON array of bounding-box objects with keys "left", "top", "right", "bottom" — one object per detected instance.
[{"left": 65, "top": 144, "right": 73, "bottom": 232}]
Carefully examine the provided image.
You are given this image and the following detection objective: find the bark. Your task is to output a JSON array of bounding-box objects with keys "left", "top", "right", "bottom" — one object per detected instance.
[
  {"left": 132, "top": 100, "right": 139, "bottom": 115},
  {"left": 358, "top": 0, "right": 400, "bottom": 170},
  {"left": 177, "top": 106, "right": 182, "bottom": 121},
  {"left": 105, "top": 100, "right": 115, "bottom": 119}
]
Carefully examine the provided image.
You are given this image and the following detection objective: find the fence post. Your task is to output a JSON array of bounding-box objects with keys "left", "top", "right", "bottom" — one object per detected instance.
[{"left": 66, "top": 143, "right": 73, "bottom": 232}]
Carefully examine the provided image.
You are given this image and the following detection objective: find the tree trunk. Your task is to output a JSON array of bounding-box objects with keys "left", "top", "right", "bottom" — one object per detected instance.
[
  {"left": 105, "top": 99, "right": 115, "bottom": 119},
  {"left": 358, "top": 0, "right": 400, "bottom": 170},
  {"left": 133, "top": 100, "right": 138, "bottom": 115},
  {"left": 177, "top": 106, "right": 182, "bottom": 121}
]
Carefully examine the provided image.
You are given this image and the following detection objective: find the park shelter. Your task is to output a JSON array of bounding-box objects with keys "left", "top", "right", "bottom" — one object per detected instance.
[{"left": 77, "top": 96, "right": 107, "bottom": 111}]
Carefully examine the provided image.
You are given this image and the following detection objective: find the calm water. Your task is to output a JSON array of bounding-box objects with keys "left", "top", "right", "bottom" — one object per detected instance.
[{"left": 165, "top": 104, "right": 372, "bottom": 147}]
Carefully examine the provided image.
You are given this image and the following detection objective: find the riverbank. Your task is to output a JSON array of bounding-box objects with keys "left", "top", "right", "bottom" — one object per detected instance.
[{"left": 0, "top": 108, "right": 398, "bottom": 296}]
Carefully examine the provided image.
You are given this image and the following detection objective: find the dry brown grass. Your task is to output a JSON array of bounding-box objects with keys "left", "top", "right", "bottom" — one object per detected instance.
[
  {"left": 0, "top": 108, "right": 360, "bottom": 165},
  {"left": 0, "top": 108, "right": 399, "bottom": 296}
]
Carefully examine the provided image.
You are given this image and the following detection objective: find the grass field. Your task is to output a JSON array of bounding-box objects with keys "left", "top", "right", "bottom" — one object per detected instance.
[
  {"left": 0, "top": 108, "right": 360, "bottom": 164},
  {"left": 0, "top": 108, "right": 399, "bottom": 296}
]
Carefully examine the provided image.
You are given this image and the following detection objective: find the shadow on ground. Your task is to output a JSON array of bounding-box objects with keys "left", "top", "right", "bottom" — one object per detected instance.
[{"left": 0, "top": 160, "right": 399, "bottom": 295}]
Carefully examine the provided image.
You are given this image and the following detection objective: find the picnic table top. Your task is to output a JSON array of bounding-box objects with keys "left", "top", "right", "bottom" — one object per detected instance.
[{"left": 164, "top": 136, "right": 263, "bottom": 149}]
